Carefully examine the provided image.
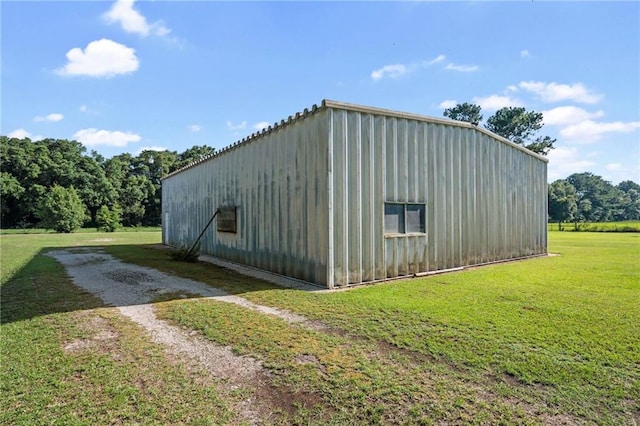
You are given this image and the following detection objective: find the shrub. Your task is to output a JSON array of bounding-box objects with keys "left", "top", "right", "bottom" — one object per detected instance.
[
  {"left": 96, "top": 205, "right": 122, "bottom": 232},
  {"left": 36, "top": 185, "right": 88, "bottom": 233}
]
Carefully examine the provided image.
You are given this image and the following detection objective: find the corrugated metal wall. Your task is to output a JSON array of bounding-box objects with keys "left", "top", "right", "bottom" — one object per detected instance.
[
  {"left": 162, "top": 111, "right": 331, "bottom": 286},
  {"left": 163, "top": 100, "right": 548, "bottom": 289},
  {"left": 326, "top": 104, "right": 547, "bottom": 288}
]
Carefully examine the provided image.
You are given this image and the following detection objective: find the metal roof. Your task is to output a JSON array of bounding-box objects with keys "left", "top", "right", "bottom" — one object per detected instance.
[{"left": 163, "top": 99, "right": 548, "bottom": 181}]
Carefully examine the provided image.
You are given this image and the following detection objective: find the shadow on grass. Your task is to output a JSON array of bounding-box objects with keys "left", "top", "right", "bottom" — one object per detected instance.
[
  {"left": 1, "top": 244, "right": 311, "bottom": 325},
  {"left": 1, "top": 246, "right": 106, "bottom": 325}
]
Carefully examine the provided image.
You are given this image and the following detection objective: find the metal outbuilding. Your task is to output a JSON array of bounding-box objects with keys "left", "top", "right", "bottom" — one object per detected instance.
[{"left": 162, "top": 100, "right": 548, "bottom": 289}]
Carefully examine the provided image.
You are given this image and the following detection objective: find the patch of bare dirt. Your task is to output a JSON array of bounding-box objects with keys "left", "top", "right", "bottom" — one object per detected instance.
[{"left": 63, "top": 312, "right": 119, "bottom": 354}]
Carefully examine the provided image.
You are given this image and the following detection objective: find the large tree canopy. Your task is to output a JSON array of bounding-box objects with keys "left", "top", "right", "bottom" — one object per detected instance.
[
  {"left": 443, "top": 102, "right": 483, "bottom": 124},
  {"left": 442, "top": 103, "right": 556, "bottom": 155},
  {"left": 0, "top": 136, "right": 214, "bottom": 230},
  {"left": 548, "top": 180, "right": 578, "bottom": 230}
]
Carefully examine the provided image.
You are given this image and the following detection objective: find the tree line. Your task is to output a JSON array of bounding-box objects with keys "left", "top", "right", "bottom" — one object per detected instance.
[
  {"left": 1, "top": 136, "right": 214, "bottom": 231},
  {"left": 548, "top": 174, "right": 640, "bottom": 229}
]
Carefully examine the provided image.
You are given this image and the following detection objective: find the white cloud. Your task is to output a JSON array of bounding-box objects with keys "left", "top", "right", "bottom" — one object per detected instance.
[
  {"left": 603, "top": 163, "right": 640, "bottom": 185},
  {"left": 371, "top": 64, "right": 407, "bottom": 81},
  {"left": 103, "top": 0, "right": 170, "bottom": 37},
  {"left": 57, "top": 39, "right": 139, "bottom": 78},
  {"left": 34, "top": 113, "right": 64, "bottom": 122},
  {"left": 189, "top": 124, "right": 202, "bottom": 133},
  {"left": 560, "top": 120, "right": 640, "bottom": 142},
  {"left": 542, "top": 106, "right": 605, "bottom": 126},
  {"left": 253, "top": 121, "right": 270, "bottom": 131},
  {"left": 439, "top": 99, "right": 458, "bottom": 109},
  {"left": 80, "top": 105, "right": 88, "bottom": 112},
  {"left": 547, "top": 146, "right": 596, "bottom": 181},
  {"left": 425, "top": 54, "right": 446, "bottom": 65},
  {"left": 371, "top": 54, "right": 444, "bottom": 81},
  {"left": 605, "top": 163, "right": 622, "bottom": 171},
  {"left": 73, "top": 128, "right": 141, "bottom": 147},
  {"left": 8, "top": 129, "right": 44, "bottom": 140},
  {"left": 519, "top": 81, "right": 603, "bottom": 104},
  {"left": 472, "top": 95, "right": 524, "bottom": 111},
  {"left": 226, "top": 121, "right": 247, "bottom": 131},
  {"left": 8, "top": 129, "right": 31, "bottom": 139},
  {"left": 445, "top": 63, "right": 479, "bottom": 72},
  {"left": 520, "top": 50, "right": 530, "bottom": 58}
]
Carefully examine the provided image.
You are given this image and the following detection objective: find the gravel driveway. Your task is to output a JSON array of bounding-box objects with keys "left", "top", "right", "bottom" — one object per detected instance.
[{"left": 47, "top": 247, "right": 321, "bottom": 424}]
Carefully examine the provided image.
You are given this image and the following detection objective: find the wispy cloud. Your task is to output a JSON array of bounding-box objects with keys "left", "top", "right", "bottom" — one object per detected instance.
[
  {"left": 519, "top": 81, "right": 603, "bottom": 104},
  {"left": 103, "top": 0, "right": 170, "bottom": 37},
  {"left": 371, "top": 64, "right": 408, "bottom": 81},
  {"left": 438, "top": 99, "right": 458, "bottom": 109},
  {"left": 34, "top": 113, "right": 64, "bottom": 122},
  {"left": 542, "top": 106, "right": 605, "bottom": 126},
  {"left": 472, "top": 94, "right": 524, "bottom": 111},
  {"left": 520, "top": 49, "right": 530, "bottom": 58},
  {"left": 559, "top": 120, "right": 640, "bottom": 142},
  {"left": 253, "top": 121, "right": 270, "bottom": 131},
  {"left": 425, "top": 54, "right": 446, "bottom": 65},
  {"left": 226, "top": 121, "right": 247, "bottom": 131},
  {"left": 547, "top": 147, "right": 596, "bottom": 181},
  {"left": 445, "top": 63, "right": 479, "bottom": 72},
  {"left": 189, "top": 124, "right": 202, "bottom": 133},
  {"left": 56, "top": 39, "right": 139, "bottom": 78},
  {"left": 371, "top": 54, "right": 446, "bottom": 81},
  {"left": 605, "top": 163, "right": 622, "bottom": 171},
  {"left": 73, "top": 128, "right": 141, "bottom": 147}
]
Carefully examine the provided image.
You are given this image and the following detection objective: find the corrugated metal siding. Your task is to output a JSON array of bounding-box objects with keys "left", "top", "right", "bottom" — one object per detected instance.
[
  {"left": 163, "top": 100, "right": 547, "bottom": 289},
  {"left": 162, "top": 111, "right": 330, "bottom": 286},
  {"left": 327, "top": 106, "right": 547, "bottom": 287}
]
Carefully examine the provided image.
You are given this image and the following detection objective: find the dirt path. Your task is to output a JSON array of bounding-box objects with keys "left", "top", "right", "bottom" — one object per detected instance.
[{"left": 46, "top": 247, "right": 324, "bottom": 424}]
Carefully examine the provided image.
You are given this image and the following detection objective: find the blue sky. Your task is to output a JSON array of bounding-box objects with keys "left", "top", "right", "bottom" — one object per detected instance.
[{"left": 2, "top": 1, "right": 639, "bottom": 184}]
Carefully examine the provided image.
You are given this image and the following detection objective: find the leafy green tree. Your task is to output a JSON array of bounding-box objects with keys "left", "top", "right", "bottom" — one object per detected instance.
[
  {"left": 119, "top": 175, "right": 153, "bottom": 226},
  {"left": 441, "top": 104, "right": 555, "bottom": 155},
  {"left": 548, "top": 180, "right": 577, "bottom": 230},
  {"left": 1, "top": 137, "right": 117, "bottom": 227},
  {"left": 485, "top": 107, "right": 556, "bottom": 155},
  {"left": 36, "top": 185, "right": 87, "bottom": 232},
  {"left": 138, "top": 150, "right": 178, "bottom": 225},
  {"left": 617, "top": 180, "right": 640, "bottom": 193},
  {"left": 443, "top": 103, "right": 483, "bottom": 124},
  {"left": 96, "top": 205, "right": 122, "bottom": 232},
  {"left": 1, "top": 137, "right": 44, "bottom": 226},
  {"left": 617, "top": 181, "right": 640, "bottom": 220},
  {"left": 566, "top": 172, "right": 619, "bottom": 222}
]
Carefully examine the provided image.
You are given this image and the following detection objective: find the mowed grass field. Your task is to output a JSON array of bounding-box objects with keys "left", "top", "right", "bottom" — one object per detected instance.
[
  {"left": 1, "top": 231, "right": 639, "bottom": 424},
  {"left": 547, "top": 220, "right": 640, "bottom": 232}
]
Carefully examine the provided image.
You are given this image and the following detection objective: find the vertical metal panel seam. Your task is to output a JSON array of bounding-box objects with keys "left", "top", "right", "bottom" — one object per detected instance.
[{"left": 326, "top": 108, "right": 335, "bottom": 289}]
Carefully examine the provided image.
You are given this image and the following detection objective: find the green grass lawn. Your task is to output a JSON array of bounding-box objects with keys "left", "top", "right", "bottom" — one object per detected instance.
[
  {"left": 2, "top": 231, "right": 639, "bottom": 424},
  {"left": 548, "top": 220, "right": 640, "bottom": 232},
  {"left": 1, "top": 231, "right": 232, "bottom": 425}
]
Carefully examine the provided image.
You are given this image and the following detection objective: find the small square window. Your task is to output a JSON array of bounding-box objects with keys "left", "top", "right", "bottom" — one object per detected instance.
[
  {"left": 384, "top": 202, "right": 426, "bottom": 235},
  {"left": 384, "top": 203, "right": 405, "bottom": 233}
]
